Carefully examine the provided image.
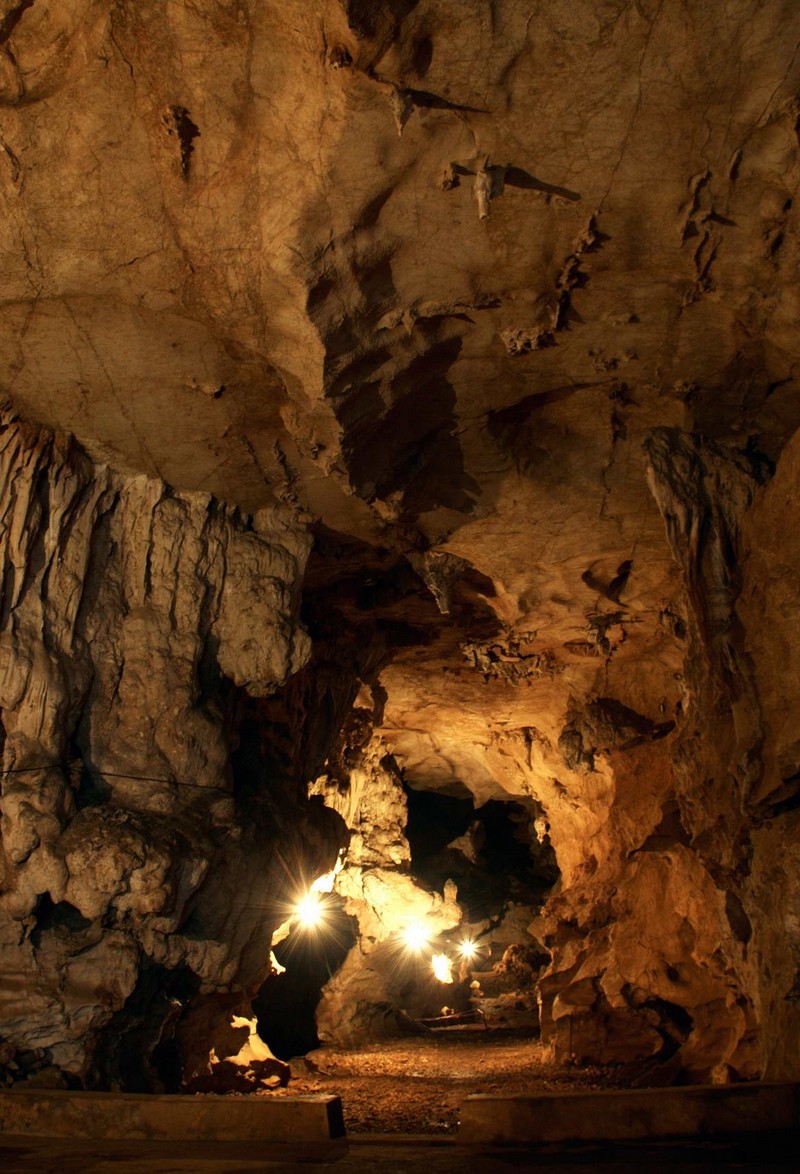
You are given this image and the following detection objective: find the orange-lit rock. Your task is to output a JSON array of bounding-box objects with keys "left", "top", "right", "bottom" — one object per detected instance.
[{"left": 1, "top": 0, "right": 800, "bottom": 1091}]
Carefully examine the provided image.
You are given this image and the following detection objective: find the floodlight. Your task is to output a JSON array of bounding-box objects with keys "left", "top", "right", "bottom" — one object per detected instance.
[
  {"left": 295, "top": 891, "right": 323, "bottom": 928},
  {"left": 402, "top": 922, "right": 429, "bottom": 951}
]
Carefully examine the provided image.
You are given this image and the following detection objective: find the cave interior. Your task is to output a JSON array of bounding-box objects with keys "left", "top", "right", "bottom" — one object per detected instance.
[{"left": 0, "top": 0, "right": 800, "bottom": 1127}]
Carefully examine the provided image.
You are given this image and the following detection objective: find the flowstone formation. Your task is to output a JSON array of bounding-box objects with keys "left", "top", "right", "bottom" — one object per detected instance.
[{"left": 1, "top": 0, "right": 800, "bottom": 1090}]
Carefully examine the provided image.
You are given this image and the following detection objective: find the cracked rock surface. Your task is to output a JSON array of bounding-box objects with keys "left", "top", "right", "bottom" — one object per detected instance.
[{"left": 1, "top": 0, "right": 800, "bottom": 1090}]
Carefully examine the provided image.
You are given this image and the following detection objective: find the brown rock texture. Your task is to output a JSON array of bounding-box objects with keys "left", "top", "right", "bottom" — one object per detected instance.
[
  {"left": 0, "top": 405, "right": 331, "bottom": 1084},
  {"left": 1, "top": 0, "right": 800, "bottom": 1089}
]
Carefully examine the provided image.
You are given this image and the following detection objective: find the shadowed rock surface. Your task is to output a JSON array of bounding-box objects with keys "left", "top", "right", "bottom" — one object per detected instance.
[{"left": 1, "top": 0, "right": 800, "bottom": 1096}]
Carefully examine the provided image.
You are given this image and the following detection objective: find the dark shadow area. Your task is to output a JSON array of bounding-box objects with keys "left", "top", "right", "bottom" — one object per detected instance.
[
  {"left": 221, "top": 673, "right": 351, "bottom": 880},
  {"left": 503, "top": 167, "right": 580, "bottom": 201},
  {"left": 344, "top": 0, "right": 420, "bottom": 40},
  {"left": 331, "top": 335, "right": 480, "bottom": 519},
  {"left": 689, "top": 351, "right": 800, "bottom": 471},
  {"left": 255, "top": 896, "right": 358, "bottom": 1060},
  {"left": 3, "top": 1131, "right": 798, "bottom": 1169},
  {"left": 28, "top": 895, "right": 91, "bottom": 949},
  {"left": 164, "top": 105, "right": 200, "bottom": 179},
  {"left": 405, "top": 86, "right": 489, "bottom": 113},
  {"left": 404, "top": 786, "right": 559, "bottom": 922},
  {"left": 405, "top": 787, "right": 473, "bottom": 861},
  {"left": 0, "top": 0, "right": 34, "bottom": 45},
  {"left": 479, "top": 799, "right": 557, "bottom": 889},
  {"left": 411, "top": 33, "right": 433, "bottom": 76},
  {"left": 70, "top": 757, "right": 112, "bottom": 810},
  {"left": 447, "top": 162, "right": 580, "bottom": 202},
  {"left": 301, "top": 527, "right": 501, "bottom": 665},
  {"left": 89, "top": 960, "right": 199, "bottom": 1092},
  {"left": 487, "top": 385, "right": 596, "bottom": 477}
]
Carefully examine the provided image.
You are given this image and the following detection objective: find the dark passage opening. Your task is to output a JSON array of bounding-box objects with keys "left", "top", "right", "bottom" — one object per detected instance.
[
  {"left": 29, "top": 894, "right": 92, "bottom": 947},
  {"left": 479, "top": 798, "right": 559, "bottom": 893},
  {"left": 90, "top": 960, "right": 199, "bottom": 1092},
  {"left": 404, "top": 784, "right": 559, "bottom": 921},
  {"left": 254, "top": 894, "right": 358, "bottom": 1060},
  {"left": 404, "top": 786, "right": 473, "bottom": 862},
  {"left": 395, "top": 783, "right": 559, "bottom": 1030}
]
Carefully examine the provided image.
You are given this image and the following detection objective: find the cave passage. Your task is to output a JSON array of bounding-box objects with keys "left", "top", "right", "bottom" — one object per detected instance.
[
  {"left": 254, "top": 894, "right": 358, "bottom": 1060},
  {"left": 404, "top": 783, "right": 559, "bottom": 922}
]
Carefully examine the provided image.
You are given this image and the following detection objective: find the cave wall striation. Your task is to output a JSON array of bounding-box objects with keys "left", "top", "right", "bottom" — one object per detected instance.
[{"left": 0, "top": 406, "right": 318, "bottom": 1085}]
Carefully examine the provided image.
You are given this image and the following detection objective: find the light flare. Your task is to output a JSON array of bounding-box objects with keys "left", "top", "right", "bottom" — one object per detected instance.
[
  {"left": 432, "top": 953, "right": 454, "bottom": 983},
  {"left": 458, "top": 939, "right": 478, "bottom": 960},
  {"left": 295, "top": 890, "right": 324, "bottom": 928},
  {"left": 402, "top": 921, "right": 430, "bottom": 951}
]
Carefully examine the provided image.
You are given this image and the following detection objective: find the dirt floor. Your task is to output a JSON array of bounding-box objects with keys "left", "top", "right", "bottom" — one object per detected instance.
[
  {"left": 3, "top": 1030, "right": 795, "bottom": 1172},
  {"left": 269, "top": 1028, "right": 635, "bottom": 1134}
]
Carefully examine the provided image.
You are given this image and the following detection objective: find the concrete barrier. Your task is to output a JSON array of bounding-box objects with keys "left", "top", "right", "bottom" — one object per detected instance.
[
  {"left": 0, "top": 1089, "right": 345, "bottom": 1141},
  {"left": 459, "top": 1082, "right": 800, "bottom": 1145}
]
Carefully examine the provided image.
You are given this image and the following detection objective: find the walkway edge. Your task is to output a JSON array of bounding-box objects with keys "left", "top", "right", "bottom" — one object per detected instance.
[
  {"left": 0, "top": 1089, "right": 345, "bottom": 1141},
  {"left": 458, "top": 1082, "right": 800, "bottom": 1144}
]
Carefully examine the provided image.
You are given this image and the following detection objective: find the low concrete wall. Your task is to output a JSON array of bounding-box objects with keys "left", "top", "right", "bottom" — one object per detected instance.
[
  {"left": 459, "top": 1083, "right": 800, "bottom": 1145},
  {"left": 0, "top": 1090, "right": 345, "bottom": 1141}
]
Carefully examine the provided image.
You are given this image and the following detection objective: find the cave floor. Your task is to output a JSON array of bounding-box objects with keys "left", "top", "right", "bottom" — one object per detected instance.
[
  {"left": 1, "top": 1034, "right": 795, "bottom": 1170},
  {"left": 273, "top": 1030, "right": 637, "bottom": 1134}
]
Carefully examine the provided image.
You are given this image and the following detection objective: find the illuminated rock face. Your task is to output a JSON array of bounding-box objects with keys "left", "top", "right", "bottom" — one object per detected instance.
[
  {"left": 1, "top": 0, "right": 800, "bottom": 1087},
  {"left": 0, "top": 408, "right": 335, "bottom": 1084}
]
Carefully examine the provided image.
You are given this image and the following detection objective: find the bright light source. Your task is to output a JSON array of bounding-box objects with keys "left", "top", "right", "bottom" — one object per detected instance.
[
  {"left": 402, "top": 922, "right": 429, "bottom": 951},
  {"left": 432, "top": 953, "right": 454, "bottom": 983},
  {"left": 295, "top": 891, "right": 323, "bottom": 928},
  {"left": 458, "top": 939, "right": 478, "bottom": 960}
]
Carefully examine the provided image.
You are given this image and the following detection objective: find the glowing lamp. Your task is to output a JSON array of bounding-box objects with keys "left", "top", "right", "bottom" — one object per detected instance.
[
  {"left": 295, "top": 891, "right": 323, "bottom": 928},
  {"left": 432, "top": 953, "right": 454, "bottom": 983},
  {"left": 402, "top": 922, "right": 429, "bottom": 951},
  {"left": 458, "top": 939, "right": 478, "bottom": 960}
]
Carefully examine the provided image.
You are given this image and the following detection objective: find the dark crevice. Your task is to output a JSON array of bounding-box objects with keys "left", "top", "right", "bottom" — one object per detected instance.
[
  {"left": 29, "top": 895, "right": 92, "bottom": 949},
  {"left": 89, "top": 960, "right": 200, "bottom": 1092},
  {"left": 163, "top": 105, "right": 200, "bottom": 179},
  {"left": 254, "top": 896, "right": 358, "bottom": 1060},
  {"left": 68, "top": 738, "right": 112, "bottom": 811},
  {"left": 0, "top": 0, "right": 34, "bottom": 47}
]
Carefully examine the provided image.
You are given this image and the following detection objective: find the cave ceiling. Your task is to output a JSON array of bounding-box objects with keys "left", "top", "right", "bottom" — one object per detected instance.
[
  {"left": 5, "top": 2, "right": 799, "bottom": 502},
  {"left": 5, "top": 1, "right": 799, "bottom": 789}
]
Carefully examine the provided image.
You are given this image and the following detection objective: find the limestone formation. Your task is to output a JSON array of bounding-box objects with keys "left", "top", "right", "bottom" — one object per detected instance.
[
  {"left": 1, "top": 0, "right": 800, "bottom": 1093},
  {"left": 0, "top": 404, "right": 329, "bottom": 1085}
]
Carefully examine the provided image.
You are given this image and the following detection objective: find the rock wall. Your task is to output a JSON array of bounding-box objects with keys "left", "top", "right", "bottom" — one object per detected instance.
[
  {"left": 310, "top": 692, "right": 461, "bottom": 1046},
  {"left": 0, "top": 407, "right": 329, "bottom": 1087},
  {"left": 737, "top": 430, "right": 800, "bottom": 1080}
]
